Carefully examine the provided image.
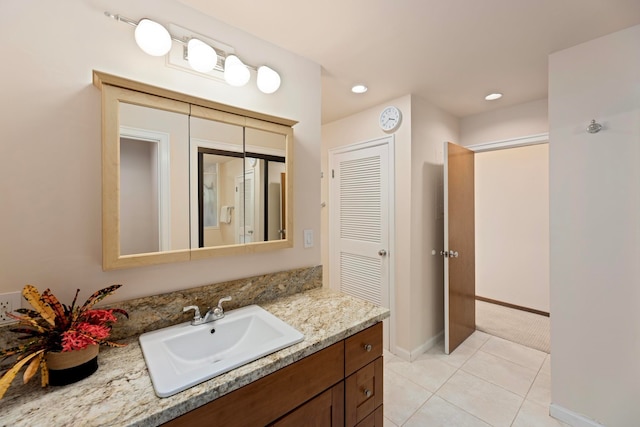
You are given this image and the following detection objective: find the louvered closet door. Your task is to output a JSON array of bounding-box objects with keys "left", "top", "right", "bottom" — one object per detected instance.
[{"left": 330, "top": 140, "right": 390, "bottom": 312}]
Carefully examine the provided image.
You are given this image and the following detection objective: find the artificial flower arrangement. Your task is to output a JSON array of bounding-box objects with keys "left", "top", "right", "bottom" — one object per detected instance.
[{"left": 0, "top": 284, "right": 128, "bottom": 399}]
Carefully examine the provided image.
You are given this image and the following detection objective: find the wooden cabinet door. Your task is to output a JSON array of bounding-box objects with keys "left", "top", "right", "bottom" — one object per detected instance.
[
  {"left": 345, "top": 358, "right": 383, "bottom": 426},
  {"left": 271, "top": 382, "right": 344, "bottom": 427}
]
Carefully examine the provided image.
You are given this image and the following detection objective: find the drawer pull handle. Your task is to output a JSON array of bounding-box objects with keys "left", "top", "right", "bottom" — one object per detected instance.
[
  {"left": 363, "top": 389, "right": 372, "bottom": 398},
  {"left": 363, "top": 344, "right": 372, "bottom": 352}
]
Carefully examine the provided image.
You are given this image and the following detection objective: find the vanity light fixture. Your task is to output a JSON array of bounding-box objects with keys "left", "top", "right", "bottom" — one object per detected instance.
[
  {"left": 224, "top": 54, "right": 251, "bottom": 87},
  {"left": 134, "top": 18, "right": 172, "bottom": 56},
  {"left": 105, "top": 12, "right": 282, "bottom": 94},
  {"left": 351, "top": 84, "right": 368, "bottom": 94},
  {"left": 484, "top": 92, "right": 503, "bottom": 101},
  {"left": 257, "top": 66, "right": 282, "bottom": 94},
  {"left": 187, "top": 38, "right": 218, "bottom": 73}
]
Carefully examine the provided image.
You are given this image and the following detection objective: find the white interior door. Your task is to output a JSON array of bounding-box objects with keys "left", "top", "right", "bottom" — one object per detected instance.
[{"left": 329, "top": 136, "right": 394, "bottom": 349}]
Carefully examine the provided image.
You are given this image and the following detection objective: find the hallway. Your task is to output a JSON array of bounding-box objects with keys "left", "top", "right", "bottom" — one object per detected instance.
[{"left": 384, "top": 331, "right": 565, "bottom": 426}]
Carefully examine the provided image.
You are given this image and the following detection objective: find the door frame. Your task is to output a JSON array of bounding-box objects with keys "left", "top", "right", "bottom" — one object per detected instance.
[
  {"left": 444, "top": 132, "right": 549, "bottom": 352},
  {"left": 328, "top": 136, "right": 396, "bottom": 353},
  {"left": 467, "top": 133, "right": 548, "bottom": 153},
  {"left": 119, "top": 126, "right": 171, "bottom": 252}
]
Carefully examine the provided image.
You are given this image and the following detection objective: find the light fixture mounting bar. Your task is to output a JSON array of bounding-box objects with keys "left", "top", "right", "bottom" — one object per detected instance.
[
  {"left": 104, "top": 11, "right": 280, "bottom": 93},
  {"left": 104, "top": 11, "right": 258, "bottom": 69}
]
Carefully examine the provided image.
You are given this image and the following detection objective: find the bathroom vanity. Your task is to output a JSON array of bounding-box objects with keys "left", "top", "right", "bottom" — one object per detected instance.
[
  {"left": 1, "top": 288, "right": 389, "bottom": 427},
  {"left": 165, "top": 322, "right": 383, "bottom": 427}
]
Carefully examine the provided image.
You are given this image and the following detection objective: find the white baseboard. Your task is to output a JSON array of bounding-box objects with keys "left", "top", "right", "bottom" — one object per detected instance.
[
  {"left": 549, "top": 403, "right": 605, "bottom": 427},
  {"left": 392, "top": 331, "right": 444, "bottom": 362}
]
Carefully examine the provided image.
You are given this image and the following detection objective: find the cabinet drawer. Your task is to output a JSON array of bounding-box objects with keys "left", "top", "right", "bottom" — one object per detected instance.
[
  {"left": 345, "top": 357, "right": 383, "bottom": 427},
  {"left": 355, "top": 406, "right": 383, "bottom": 427},
  {"left": 345, "top": 323, "right": 383, "bottom": 376}
]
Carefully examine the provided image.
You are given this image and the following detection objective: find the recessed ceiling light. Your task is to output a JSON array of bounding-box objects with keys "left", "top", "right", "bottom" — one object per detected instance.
[
  {"left": 485, "top": 92, "right": 503, "bottom": 101},
  {"left": 351, "top": 84, "right": 368, "bottom": 94}
]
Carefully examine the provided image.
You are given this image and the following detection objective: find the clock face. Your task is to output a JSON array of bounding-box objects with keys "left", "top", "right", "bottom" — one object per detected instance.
[{"left": 379, "top": 106, "right": 402, "bottom": 132}]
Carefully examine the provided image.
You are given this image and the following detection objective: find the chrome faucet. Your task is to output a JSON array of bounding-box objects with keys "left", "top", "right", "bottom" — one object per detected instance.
[{"left": 183, "top": 296, "right": 232, "bottom": 325}]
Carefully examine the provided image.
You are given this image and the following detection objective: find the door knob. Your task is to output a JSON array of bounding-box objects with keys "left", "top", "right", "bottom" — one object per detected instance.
[
  {"left": 378, "top": 249, "right": 387, "bottom": 256},
  {"left": 439, "top": 250, "right": 459, "bottom": 258}
]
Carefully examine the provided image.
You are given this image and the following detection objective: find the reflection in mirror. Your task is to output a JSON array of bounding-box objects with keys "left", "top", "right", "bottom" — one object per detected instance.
[
  {"left": 244, "top": 127, "right": 287, "bottom": 243},
  {"left": 189, "top": 116, "right": 244, "bottom": 248},
  {"left": 119, "top": 102, "right": 190, "bottom": 255},
  {"left": 197, "top": 149, "right": 243, "bottom": 247}
]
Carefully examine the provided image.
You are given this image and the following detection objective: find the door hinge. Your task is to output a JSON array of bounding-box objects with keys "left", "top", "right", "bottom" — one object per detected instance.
[{"left": 332, "top": 169, "right": 335, "bottom": 178}]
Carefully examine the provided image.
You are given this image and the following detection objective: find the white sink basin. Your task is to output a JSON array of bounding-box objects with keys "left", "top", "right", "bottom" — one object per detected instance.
[{"left": 139, "top": 304, "right": 304, "bottom": 397}]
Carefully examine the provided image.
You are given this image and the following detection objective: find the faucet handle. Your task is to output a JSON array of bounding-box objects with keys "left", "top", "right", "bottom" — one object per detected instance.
[
  {"left": 217, "top": 296, "right": 232, "bottom": 308},
  {"left": 183, "top": 305, "right": 202, "bottom": 323},
  {"left": 214, "top": 296, "right": 232, "bottom": 315}
]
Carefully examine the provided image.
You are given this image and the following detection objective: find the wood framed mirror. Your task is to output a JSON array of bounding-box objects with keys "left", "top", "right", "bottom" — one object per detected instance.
[{"left": 94, "top": 71, "right": 295, "bottom": 270}]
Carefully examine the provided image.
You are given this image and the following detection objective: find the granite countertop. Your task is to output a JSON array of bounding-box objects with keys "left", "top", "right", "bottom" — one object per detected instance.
[{"left": 1, "top": 288, "right": 390, "bottom": 427}]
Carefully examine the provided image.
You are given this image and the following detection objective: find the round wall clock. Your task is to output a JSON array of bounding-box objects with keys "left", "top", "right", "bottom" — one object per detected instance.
[{"left": 379, "top": 106, "right": 402, "bottom": 132}]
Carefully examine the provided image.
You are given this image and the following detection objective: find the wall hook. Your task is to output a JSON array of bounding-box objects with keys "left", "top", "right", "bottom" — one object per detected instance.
[{"left": 587, "top": 119, "right": 603, "bottom": 134}]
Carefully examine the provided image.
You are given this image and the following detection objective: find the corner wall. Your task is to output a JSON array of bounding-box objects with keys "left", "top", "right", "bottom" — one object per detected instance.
[
  {"left": 410, "top": 96, "right": 459, "bottom": 352},
  {"left": 321, "top": 95, "right": 459, "bottom": 357},
  {"left": 321, "top": 95, "right": 412, "bottom": 354},
  {"left": 549, "top": 24, "right": 640, "bottom": 426},
  {"left": 0, "top": 0, "right": 321, "bottom": 304},
  {"left": 460, "top": 98, "right": 548, "bottom": 147}
]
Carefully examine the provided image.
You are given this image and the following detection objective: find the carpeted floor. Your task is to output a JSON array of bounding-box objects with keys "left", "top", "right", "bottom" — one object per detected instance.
[{"left": 475, "top": 300, "right": 550, "bottom": 353}]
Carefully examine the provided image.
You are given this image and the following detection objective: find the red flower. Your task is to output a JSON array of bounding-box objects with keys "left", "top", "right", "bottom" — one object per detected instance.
[{"left": 61, "top": 330, "right": 97, "bottom": 351}]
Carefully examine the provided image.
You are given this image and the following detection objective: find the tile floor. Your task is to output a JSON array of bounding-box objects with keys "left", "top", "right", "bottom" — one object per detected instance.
[{"left": 383, "top": 331, "right": 568, "bottom": 427}]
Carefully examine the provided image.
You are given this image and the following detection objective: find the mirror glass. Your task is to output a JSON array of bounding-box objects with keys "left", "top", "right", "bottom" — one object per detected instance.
[
  {"left": 97, "top": 72, "right": 294, "bottom": 270},
  {"left": 189, "top": 116, "right": 244, "bottom": 248},
  {"left": 244, "top": 127, "right": 287, "bottom": 243},
  {"left": 119, "top": 102, "right": 190, "bottom": 255}
]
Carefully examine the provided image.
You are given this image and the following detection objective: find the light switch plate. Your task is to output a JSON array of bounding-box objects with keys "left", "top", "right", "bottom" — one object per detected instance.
[{"left": 303, "top": 229, "right": 314, "bottom": 248}]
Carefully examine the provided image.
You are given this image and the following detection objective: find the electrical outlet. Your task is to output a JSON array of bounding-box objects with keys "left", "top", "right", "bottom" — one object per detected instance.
[{"left": 0, "top": 292, "right": 22, "bottom": 325}]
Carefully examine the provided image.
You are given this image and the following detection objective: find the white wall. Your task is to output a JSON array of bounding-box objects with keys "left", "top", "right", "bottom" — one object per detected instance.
[
  {"left": 410, "top": 96, "right": 459, "bottom": 351},
  {"left": 475, "top": 144, "right": 549, "bottom": 312},
  {"left": 549, "top": 24, "right": 640, "bottom": 426},
  {"left": 321, "top": 95, "right": 459, "bottom": 357},
  {"left": 0, "top": 0, "right": 321, "bottom": 304},
  {"left": 322, "top": 95, "right": 412, "bottom": 354},
  {"left": 460, "top": 98, "right": 548, "bottom": 147}
]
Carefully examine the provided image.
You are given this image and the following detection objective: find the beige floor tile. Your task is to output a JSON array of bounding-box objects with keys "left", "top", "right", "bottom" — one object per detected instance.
[
  {"left": 387, "top": 356, "right": 457, "bottom": 393},
  {"left": 404, "top": 396, "right": 491, "bottom": 427},
  {"left": 383, "top": 416, "right": 399, "bottom": 427},
  {"left": 461, "top": 350, "right": 538, "bottom": 396},
  {"left": 384, "top": 368, "right": 432, "bottom": 426},
  {"left": 463, "top": 330, "right": 492, "bottom": 349},
  {"left": 437, "top": 370, "right": 523, "bottom": 427},
  {"left": 527, "top": 372, "right": 551, "bottom": 406},
  {"left": 540, "top": 354, "right": 552, "bottom": 376},
  {"left": 384, "top": 349, "right": 403, "bottom": 365},
  {"left": 512, "top": 400, "right": 570, "bottom": 427},
  {"left": 423, "top": 340, "right": 479, "bottom": 368},
  {"left": 480, "top": 336, "right": 547, "bottom": 371}
]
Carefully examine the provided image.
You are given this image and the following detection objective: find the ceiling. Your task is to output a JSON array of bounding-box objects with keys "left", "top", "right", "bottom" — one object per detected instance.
[{"left": 178, "top": 0, "right": 640, "bottom": 124}]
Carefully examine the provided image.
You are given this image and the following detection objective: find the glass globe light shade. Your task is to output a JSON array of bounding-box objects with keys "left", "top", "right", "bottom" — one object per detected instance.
[
  {"left": 224, "top": 55, "right": 250, "bottom": 87},
  {"left": 257, "top": 66, "right": 282, "bottom": 94},
  {"left": 187, "top": 39, "right": 218, "bottom": 73},
  {"left": 134, "top": 19, "right": 172, "bottom": 56}
]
